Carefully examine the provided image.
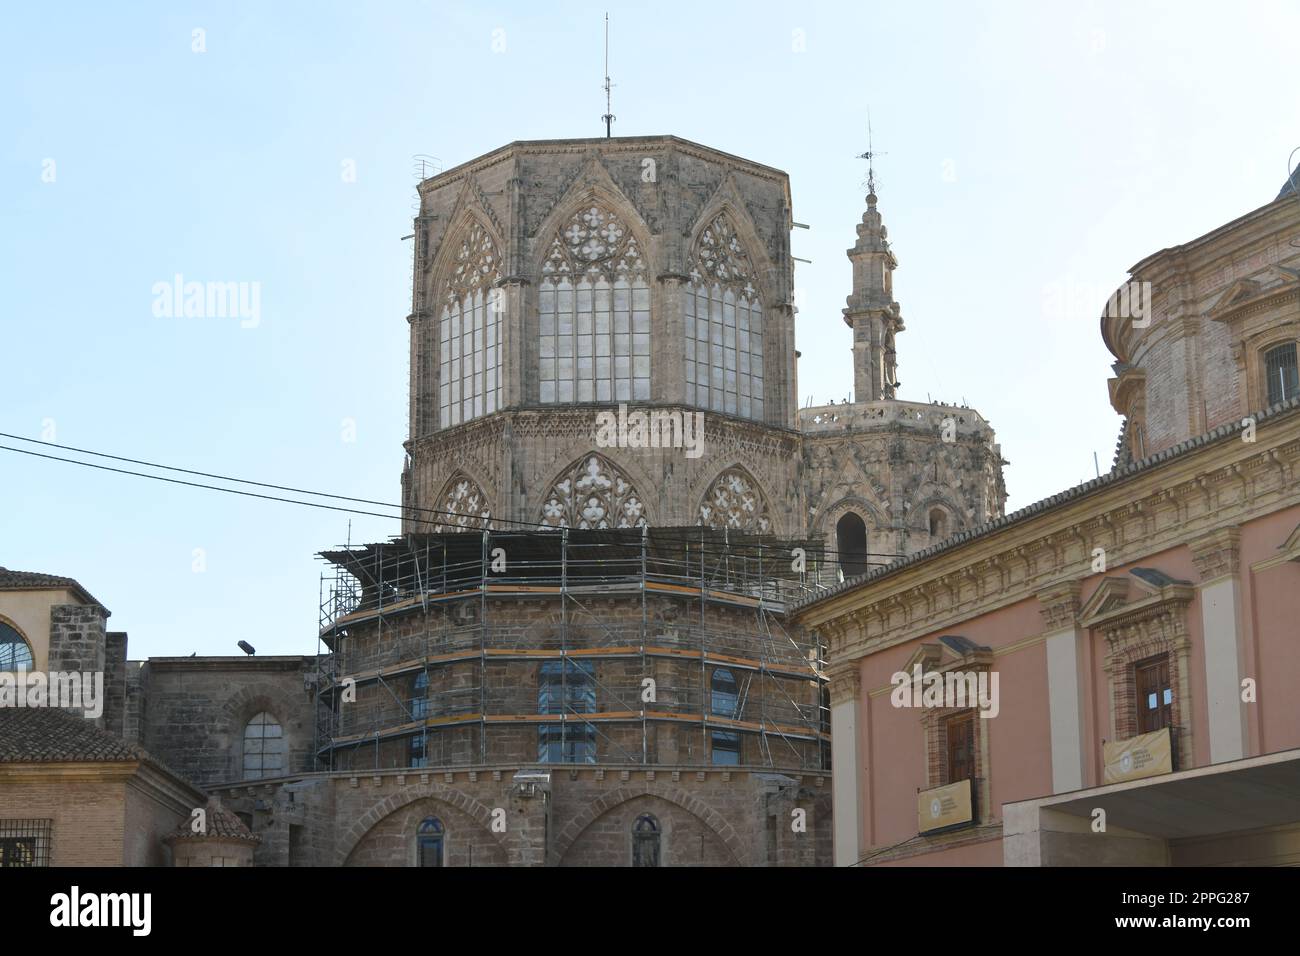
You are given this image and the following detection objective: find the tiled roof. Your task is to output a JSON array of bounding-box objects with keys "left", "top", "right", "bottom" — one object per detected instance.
[
  {"left": 0, "top": 706, "right": 172, "bottom": 773},
  {"left": 0, "top": 567, "right": 104, "bottom": 609},
  {"left": 1111, "top": 418, "right": 1133, "bottom": 471},
  {"left": 793, "top": 395, "right": 1300, "bottom": 612},
  {"left": 165, "top": 797, "right": 260, "bottom": 844}
]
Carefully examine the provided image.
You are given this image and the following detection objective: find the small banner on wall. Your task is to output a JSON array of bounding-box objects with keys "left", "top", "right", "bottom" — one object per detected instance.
[
  {"left": 1103, "top": 727, "right": 1173, "bottom": 784},
  {"left": 917, "top": 778, "right": 973, "bottom": 834}
]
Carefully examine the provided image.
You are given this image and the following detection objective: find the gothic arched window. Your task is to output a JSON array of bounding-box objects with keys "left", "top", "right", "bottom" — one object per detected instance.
[
  {"left": 539, "top": 453, "right": 648, "bottom": 529},
  {"left": 417, "top": 817, "right": 444, "bottom": 867},
  {"left": 686, "top": 212, "right": 764, "bottom": 419},
  {"left": 698, "top": 467, "right": 772, "bottom": 534},
  {"left": 439, "top": 221, "right": 502, "bottom": 428},
  {"left": 835, "top": 512, "right": 869, "bottom": 578},
  {"left": 632, "top": 814, "right": 661, "bottom": 867},
  {"left": 0, "top": 622, "right": 34, "bottom": 672},
  {"left": 242, "top": 712, "right": 285, "bottom": 780},
  {"left": 431, "top": 473, "right": 491, "bottom": 533},
  {"left": 538, "top": 202, "right": 650, "bottom": 404},
  {"left": 928, "top": 508, "right": 949, "bottom": 541}
]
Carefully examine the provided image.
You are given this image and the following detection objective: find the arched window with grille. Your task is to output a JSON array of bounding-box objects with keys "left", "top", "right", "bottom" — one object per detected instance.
[
  {"left": 0, "top": 622, "right": 34, "bottom": 672},
  {"left": 242, "top": 712, "right": 285, "bottom": 780},
  {"left": 632, "top": 814, "right": 661, "bottom": 867},
  {"left": 538, "top": 202, "right": 650, "bottom": 404},
  {"left": 417, "top": 817, "right": 444, "bottom": 867},
  {"left": 685, "top": 212, "right": 764, "bottom": 419}
]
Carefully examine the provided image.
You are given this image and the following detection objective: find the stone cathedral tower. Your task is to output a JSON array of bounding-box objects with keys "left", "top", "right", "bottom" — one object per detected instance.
[
  {"left": 845, "top": 189, "right": 902, "bottom": 402},
  {"left": 399, "top": 134, "right": 1006, "bottom": 565},
  {"left": 291, "top": 135, "right": 1007, "bottom": 869}
]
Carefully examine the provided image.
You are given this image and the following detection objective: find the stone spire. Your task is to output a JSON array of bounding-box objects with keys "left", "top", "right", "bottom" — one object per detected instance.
[{"left": 843, "top": 189, "right": 903, "bottom": 402}]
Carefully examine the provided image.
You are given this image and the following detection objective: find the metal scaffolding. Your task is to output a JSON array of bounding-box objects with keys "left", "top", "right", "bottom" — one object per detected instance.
[{"left": 312, "top": 527, "right": 876, "bottom": 773}]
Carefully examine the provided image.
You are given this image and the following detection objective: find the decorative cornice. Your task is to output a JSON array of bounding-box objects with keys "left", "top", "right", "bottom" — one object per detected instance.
[
  {"left": 800, "top": 416, "right": 1300, "bottom": 665},
  {"left": 795, "top": 398, "right": 1300, "bottom": 625}
]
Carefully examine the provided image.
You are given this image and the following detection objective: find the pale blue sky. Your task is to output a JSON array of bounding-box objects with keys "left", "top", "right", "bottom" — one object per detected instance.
[{"left": 2, "top": 1, "right": 1296, "bottom": 658}]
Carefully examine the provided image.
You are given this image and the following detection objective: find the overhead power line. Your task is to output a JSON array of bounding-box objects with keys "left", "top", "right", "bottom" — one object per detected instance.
[
  {"left": 0, "top": 431, "right": 904, "bottom": 562},
  {"left": 0, "top": 433, "right": 545, "bottom": 530}
]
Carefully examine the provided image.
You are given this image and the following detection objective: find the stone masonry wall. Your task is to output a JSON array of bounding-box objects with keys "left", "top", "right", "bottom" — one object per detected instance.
[
  {"left": 212, "top": 765, "right": 830, "bottom": 867},
  {"left": 138, "top": 656, "right": 320, "bottom": 789}
]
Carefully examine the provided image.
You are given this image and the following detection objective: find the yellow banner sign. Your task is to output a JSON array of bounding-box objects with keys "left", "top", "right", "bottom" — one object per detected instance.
[
  {"left": 1103, "top": 727, "right": 1173, "bottom": 784},
  {"left": 917, "top": 779, "right": 973, "bottom": 834}
]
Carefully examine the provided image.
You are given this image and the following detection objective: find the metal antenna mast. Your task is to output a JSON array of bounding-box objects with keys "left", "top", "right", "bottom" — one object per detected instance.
[
  {"left": 856, "top": 112, "right": 887, "bottom": 196},
  {"left": 601, "top": 13, "right": 616, "bottom": 137}
]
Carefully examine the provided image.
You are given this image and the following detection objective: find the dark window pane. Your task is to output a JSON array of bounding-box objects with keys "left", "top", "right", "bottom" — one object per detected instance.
[
  {"left": 632, "top": 814, "right": 660, "bottom": 867},
  {"left": 711, "top": 730, "right": 741, "bottom": 765},
  {"left": 1265, "top": 343, "right": 1299, "bottom": 406},
  {"left": 945, "top": 712, "right": 975, "bottom": 784}
]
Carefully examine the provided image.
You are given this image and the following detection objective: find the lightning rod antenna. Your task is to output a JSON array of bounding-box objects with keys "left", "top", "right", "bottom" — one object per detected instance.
[
  {"left": 601, "top": 13, "right": 616, "bottom": 138},
  {"left": 856, "top": 110, "right": 887, "bottom": 197}
]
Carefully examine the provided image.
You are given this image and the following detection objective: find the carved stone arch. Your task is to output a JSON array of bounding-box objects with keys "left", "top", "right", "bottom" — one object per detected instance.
[
  {"left": 528, "top": 161, "right": 655, "bottom": 282},
  {"left": 528, "top": 165, "right": 657, "bottom": 406},
  {"left": 550, "top": 785, "right": 746, "bottom": 866},
  {"left": 910, "top": 487, "right": 973, "bottom": 534},
  {"left": 427, "top": 207, "right": 505, "bottom": 307},
  {"left": 687, "top": 177, "right": 781, "bottom": 307},
  {"left": 812, "top": 492, "right": 889, "bottom": 540},
  {"left": 427, "top": 470, "right": 494, "bottom": 533},
  {"left": 818, "top": 496, "right": 894, "bottom": 577},
  {"left": 221, "top": 682, "right": 307, "bottom": 782},
  {"left": 534, "top": 433, "right": 662, "bottom": 518},
  {"left": 695, "top": 463, "right": 775, "bottom": 535},
  {"left": 336, "top": 783, "right": 509, "bottom": 866},
  {"left": 537, "top": 450, "right": 653, "bottom": 529}
]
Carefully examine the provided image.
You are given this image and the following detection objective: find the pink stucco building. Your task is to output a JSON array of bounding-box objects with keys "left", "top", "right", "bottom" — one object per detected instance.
[{"left": 793, "top": 173, "right": 1300, "bottom": 866}]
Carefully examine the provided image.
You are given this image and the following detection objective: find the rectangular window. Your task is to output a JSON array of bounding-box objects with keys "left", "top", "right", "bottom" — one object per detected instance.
[
  {"left": 409, "top": 734, "right": 428, "bottom": 769},
  {"left": 711, "top": 730, "right": 741, "bottom": 765},
  {"left": 1135, "top": 656, "right": 1172, "bottom": 733},
  {"left": 0, "top": 820, "right": 51, "bottom": 867},
  {"left": 1265, "top": 343, "right": 1299, "bottom": 406},
  {"left": 944, "top": 712, "right": 975, "bottom": 784},
  {"left": 537, "top": 659, "right": 597, "bottom": 763}
]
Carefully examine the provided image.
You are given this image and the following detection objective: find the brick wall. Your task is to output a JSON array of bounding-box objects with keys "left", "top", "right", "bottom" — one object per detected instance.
[{"left": 0, "top": 774, "right": 125, "bottom": 866}]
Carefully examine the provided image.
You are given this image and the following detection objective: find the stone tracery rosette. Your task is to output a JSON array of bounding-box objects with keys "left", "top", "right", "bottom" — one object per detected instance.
[
  {"left": 431, "top": 473, "right": 492, "bottom": 533},
  {"left": 689, "top": 212, "right": 757, "bottom": 292},
  {"left": 539, "top": 453, "right": 648, "bottom": 530},
  {"left": 698, "top": 468, "right": 772, "bottom": 533},
  {"left": 541, "top": 203, "right": 646, "bottom": 281},
  {"left": 444, "top": 221, "right": 501, "bottom": 306}
]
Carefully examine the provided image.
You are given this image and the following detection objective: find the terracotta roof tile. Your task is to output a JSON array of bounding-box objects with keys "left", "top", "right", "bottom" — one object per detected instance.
[
  {"left": 0, "top": 707, "right": 189, "bottom": 790},
  {"left": 165, "top": 797, "right": 260, "bottom": 844},
  {"left": 0, "top": 567, "right": 105, "bottom": 609}
]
